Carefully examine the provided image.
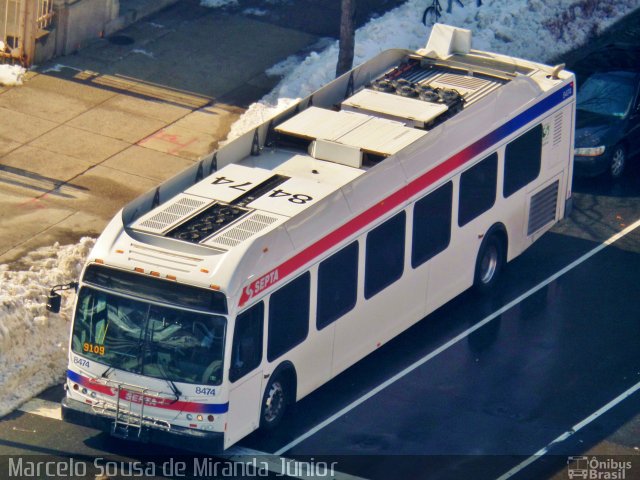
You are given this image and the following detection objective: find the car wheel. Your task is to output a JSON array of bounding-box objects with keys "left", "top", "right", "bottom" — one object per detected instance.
[
  {"left": 474, "top": 234, "right": 504, "bottom": 292},
  {"left": 610, "top": 145, "right": 626, "bottom": 179},
  {"left": 260, "top": 375, "right": 288, "bottom": 430}
]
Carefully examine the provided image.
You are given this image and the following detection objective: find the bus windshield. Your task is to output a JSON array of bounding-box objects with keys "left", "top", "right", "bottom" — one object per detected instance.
[{"left": 72, "top": 287, "right": 226, "bottom": 386}]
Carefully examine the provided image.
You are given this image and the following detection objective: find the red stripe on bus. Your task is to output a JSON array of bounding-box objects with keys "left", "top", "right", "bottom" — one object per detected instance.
[
  {"left": 238, "top": 84, "right": 572, "bottom": 307},
  {"left": 238, "top": 145, "right": 470, "bottom": 307},
  {"left": 68, "top": 370, "right": 228, "bottom": 413}
]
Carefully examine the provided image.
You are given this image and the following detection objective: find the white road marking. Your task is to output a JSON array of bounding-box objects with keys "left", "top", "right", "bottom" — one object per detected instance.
[
  {"left": 18, "top": 398, "right": 62, "bottom": 420},
  {"left": 275, "top": 218, "right": 640, "bottom": 456},
  {"left": 496, "top": 379, "right": 640, "bottom": 480},
  {"left": 19, "top": 400, "right": 364, "bottom": 479}
]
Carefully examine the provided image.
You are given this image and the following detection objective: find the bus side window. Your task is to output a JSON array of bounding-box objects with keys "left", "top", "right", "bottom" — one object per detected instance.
[
  {"left": 230, "top": 302, "right": 264, "bottom": 383},
  {"left": 458, "top": 153, "right": 498, "bottom": 227},
  {"left": 503, "top": 124, "right": 542, "bottom": 197},
  {"left": 317, "top": 241, "right": 359, "bottom": 330},
  {"left": 365, "top": 211, "right": 406, "bottom": 299},
  {"left": 412, "top": 181, "right": 452, "bottom": 268},
  {"left": 267, "top": 272, "right": 310, "bottom": 362}
]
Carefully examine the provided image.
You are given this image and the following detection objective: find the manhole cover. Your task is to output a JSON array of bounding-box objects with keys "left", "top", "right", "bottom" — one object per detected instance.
[{"left": 107, "top": 35, "right": 134, "bottom": 46}]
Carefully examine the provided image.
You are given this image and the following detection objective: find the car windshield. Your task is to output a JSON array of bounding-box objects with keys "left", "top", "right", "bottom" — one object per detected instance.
[
  {"left": 577, "top": 72, "right": 636, "bottom": 118},
  {"left": 72, "top": 287, "right": 226, "bottom": 386}
]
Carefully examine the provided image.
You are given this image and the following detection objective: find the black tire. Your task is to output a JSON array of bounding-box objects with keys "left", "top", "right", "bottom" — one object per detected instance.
[
  {"left": 259, "top": 375, "right": 288, "bottom": 430},
  {"left": 609, "top": 144, "right": 626, "bottom": 180},
  {"left": 474, "top": 233, "right": 505, "bottom": 292}
]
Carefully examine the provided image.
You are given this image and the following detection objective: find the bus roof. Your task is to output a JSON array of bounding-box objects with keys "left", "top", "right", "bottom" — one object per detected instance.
[{"left": 92, "top": 25, "right": 574, "bottom": 308}]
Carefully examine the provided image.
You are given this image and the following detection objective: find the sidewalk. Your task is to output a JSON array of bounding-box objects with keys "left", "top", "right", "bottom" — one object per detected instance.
[
  {"left": 0, "top": 3, "right": 282, "bottom": 265},
  {"left": 0, "top": 0, "right": 407, "bottom": 266}
]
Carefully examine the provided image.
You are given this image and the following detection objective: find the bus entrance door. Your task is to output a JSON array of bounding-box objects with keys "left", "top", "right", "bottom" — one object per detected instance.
[{"left": 225, "top": 369, "right": 263, "bottom": 448}]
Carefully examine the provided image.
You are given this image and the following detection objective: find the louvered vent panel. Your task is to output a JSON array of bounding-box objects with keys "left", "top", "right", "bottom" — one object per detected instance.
[
  {"left": 528, "top": 181, "right": 559, "bottom": 235},
  {"left": 128, "top": 243, "right": 205, "bottom": 272},
  {"left": 132, "top": 194, "right": 211, "bottom": 235},
  {"left": 553, "top": 111, "right": 563, "bottom": 147},
  {"left": 202, "top": 212, "right": 282, "bottom": 249},
  {"left": 213, "top": 237, "right": 241, "bottom": 247},
  {"left": 434, "top": 73, "right": 490, "bottom": 90}
]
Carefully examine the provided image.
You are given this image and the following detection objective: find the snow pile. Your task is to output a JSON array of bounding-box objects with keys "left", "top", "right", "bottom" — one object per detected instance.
[
  {"left": 445, "top": 0, "right": 638, "bottom": 61},
  {"left": 227, "top": 0, "right": 639, "bottom": 140},
  {"left": 0, "top": 238, "right": 94, "bottom": 416},
  {"left": 0, "top": 64, "right": 26, "bottom": 86}
]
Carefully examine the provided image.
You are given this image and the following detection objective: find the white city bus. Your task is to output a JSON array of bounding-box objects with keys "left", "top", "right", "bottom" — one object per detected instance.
[{"left": 50, "top": 24, "right": 576, "bottom": 452}]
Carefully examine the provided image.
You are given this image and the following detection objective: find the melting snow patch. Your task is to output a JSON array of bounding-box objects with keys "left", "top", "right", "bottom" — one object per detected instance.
[
  {"left": 266, "top": 55, "right": 304, "bottom": 77},
  {"left": 40, "top": 64, "right": 81, "bottom": 74},
  {"left": 132, "top": 48, "right": 155, "bottom": 58},
  {"left": 200, "top": 0, "right": 238, "bottom": 7},
  {"left": 0, "top": 238, "right": 94, "bottom": 417},
  {"left": 243, "top": 8, "right": 269, "bottom": 16},
  {"left": 0, "top": 64, "right": 26, "bottom": 86}
]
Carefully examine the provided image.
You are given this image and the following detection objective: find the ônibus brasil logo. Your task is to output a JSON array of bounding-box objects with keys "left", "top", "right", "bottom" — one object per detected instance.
[{"left": 567, "top": 456, "right": 632, "bottom": 479}]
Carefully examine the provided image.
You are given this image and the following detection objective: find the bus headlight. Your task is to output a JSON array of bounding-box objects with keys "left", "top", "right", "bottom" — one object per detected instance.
[
  {"left": 196, "top": 415, "right": 203, "bottom": 421},
  {"left": 186, "top": 414, "right": 193, "bottom": 420},
  {"left": 574, "top": 146, "right": 605, "bottom": 156}
]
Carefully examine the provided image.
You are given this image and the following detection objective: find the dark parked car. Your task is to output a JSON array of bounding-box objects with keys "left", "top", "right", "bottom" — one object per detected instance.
[
  {"left": 574, "top": 71, "right": 640, "bottom": 178},
  {"left": 572, "top": 44, "right": 640, "bottom": 179}
]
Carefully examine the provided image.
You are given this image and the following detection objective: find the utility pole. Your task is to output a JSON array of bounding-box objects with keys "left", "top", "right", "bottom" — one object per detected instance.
[{"left": 336, "top": 0, "right": 356, "bottom": 77}]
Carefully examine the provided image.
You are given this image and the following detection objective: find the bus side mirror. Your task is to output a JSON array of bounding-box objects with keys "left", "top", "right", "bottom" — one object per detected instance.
[
  {"left": 46, "top": 291, "right": 61, "bottom": 313},
  {"left": 46, "top": 282, "right": 79, "bottom": 314}
]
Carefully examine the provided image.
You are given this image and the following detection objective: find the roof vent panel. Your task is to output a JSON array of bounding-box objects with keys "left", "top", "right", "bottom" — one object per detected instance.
[
  {"left": 202, "top": 211, "right": 287, "bottom": 250},
  {"left": 131, "top": 194, "right": 213, "bottom": 235}
]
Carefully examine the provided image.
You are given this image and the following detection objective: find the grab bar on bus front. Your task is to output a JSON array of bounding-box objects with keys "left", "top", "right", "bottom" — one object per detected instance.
[{"left": 93, "top": 400, "right": 171, "bottom": 432}]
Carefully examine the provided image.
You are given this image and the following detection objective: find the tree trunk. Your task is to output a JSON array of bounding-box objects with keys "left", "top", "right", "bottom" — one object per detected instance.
[{"left": 336, "top": 0, "right": 356, "bottom": 78}]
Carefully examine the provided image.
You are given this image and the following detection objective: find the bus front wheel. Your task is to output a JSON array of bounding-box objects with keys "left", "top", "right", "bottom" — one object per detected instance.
[
  {"left": 260, "top": 375, "right": 288, "bottom": 430},
  {"left": 474, "top": 232, "right": 505, "bottom": 291}
]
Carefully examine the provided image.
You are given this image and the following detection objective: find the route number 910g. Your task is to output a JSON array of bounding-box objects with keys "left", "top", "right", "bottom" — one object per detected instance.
[{"left": 83, "top": 342, "right": 105, "bottom": 356}]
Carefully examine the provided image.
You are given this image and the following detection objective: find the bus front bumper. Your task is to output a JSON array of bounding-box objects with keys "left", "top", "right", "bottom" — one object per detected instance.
[{"left": 61, "top": 397, "right": 224, "bottom": 454}]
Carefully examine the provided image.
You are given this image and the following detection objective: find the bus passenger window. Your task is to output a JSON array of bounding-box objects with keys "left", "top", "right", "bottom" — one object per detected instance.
[
  {"left": 268, "top": 272, "right": 310, "bottom": 362},
  {"left": 412, "top": 181, "right": 452, "bottom": 268},
  {"left": 504, "top": 124, "right": 542, "bottom": 197},
  {"left": 230, "top": 302, "right": 264, "bottom": 382},
  {"left": 458, "top": 153, "right": 498, "bottom": 227},
  {"left": 365, "top": 211, "right": 406, "bottom": 299},
  {"left": 317, "top": 241, "right": 358, "bottom": 329}
]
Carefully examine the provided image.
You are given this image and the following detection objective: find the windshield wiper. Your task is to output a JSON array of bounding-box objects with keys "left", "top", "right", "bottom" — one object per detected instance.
[
  {"left": 101, "top": 366, "right": 115, "bottom": 379},
  {"left": 158, "top": 363, "right": 182, "bottom": 404}
]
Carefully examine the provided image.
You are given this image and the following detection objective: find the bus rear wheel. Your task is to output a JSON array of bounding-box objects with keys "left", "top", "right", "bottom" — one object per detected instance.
[
  {"left": 474, "top": 233, "right": 504, "bottom": 291},
  {"left": 260, "top": 376, "right": 288, "bottom": 430}
]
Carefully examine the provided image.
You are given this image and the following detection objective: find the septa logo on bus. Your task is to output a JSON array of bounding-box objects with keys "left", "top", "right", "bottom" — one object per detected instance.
[{"left": 242, "top": 269, "right": 280, "bottom": 304}]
